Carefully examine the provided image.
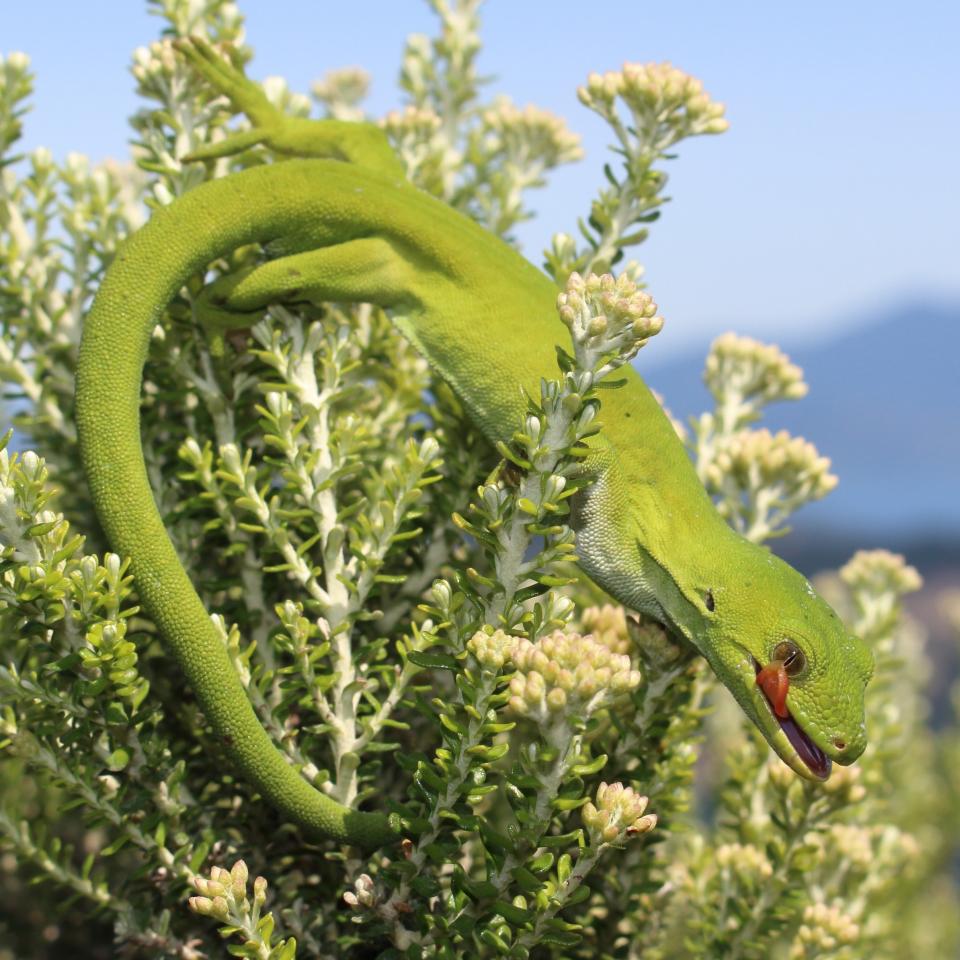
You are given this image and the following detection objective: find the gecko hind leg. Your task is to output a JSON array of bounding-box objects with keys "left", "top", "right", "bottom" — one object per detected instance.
[
  {"left": 195, "top": 236, "right": 425, "bottom": 332},
  {"left": 177, "top": 37, "right": 402, "bottom": 175}
]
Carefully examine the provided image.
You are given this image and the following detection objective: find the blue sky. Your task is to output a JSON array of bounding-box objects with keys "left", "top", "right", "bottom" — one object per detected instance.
[{"left": 5, "top": 1, "right": 959, "bottom": 356}]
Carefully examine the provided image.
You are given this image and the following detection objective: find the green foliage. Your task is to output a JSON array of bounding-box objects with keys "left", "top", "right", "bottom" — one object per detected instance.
[{"left": 0, "top": 1, "right": 956, "bottom": 958}]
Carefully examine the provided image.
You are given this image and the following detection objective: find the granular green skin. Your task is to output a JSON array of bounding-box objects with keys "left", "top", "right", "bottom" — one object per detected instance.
[{"left": 74, "top": 41, "right": 874, "bottom": 848}]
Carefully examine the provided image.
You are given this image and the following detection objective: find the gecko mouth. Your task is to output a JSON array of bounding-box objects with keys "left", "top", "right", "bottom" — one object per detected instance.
[{"left": 752, "top": 658, "right": 831, "bottom": 780}]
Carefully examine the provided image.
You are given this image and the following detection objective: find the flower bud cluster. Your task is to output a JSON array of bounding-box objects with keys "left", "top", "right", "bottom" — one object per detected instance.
[
  {"left": 132, "top": 40, "right": 179, "bottom": 86},
  {"left": 400, "top": 0, "right": 480, "bottom": 108},
  {"left": 1, "top": 53, "right": 32, "bottom": 154},
  {"left": 707, "top": 429, "right": 838, "bottom": 501},
  {"left": 1, "top": 51, "right": 30, "bottom": 74},
  {"left": 840, "top": 549, "right": 922, "bottom": 600},
  {"left": 715, "top": 842, "right": 773, "bottom": 879},
  {"left": 631, "top": 616, "right": 676, "bottom": 654},
  {"left": 381, "top": 106, "right": 448, "bottom": 192},
  {"left": 704, "top": 427, "right": 838, "bottom": 541},
  {"left": 189, "top": 859, "right": 266, "bottom": 922},
  {"left": 507, "top": 629, "right": 641, "bottom": 721},
  {"left": 399, "top": 32, "right": 434, "bottom": 102},
  {"left": 839, "top": 549, "right": 922, "bottom": 640},
  {"left": 261, "top": 77, "right": 312, "bottom": 118},
  {"left": 562, "top": 61, "right": 729, "bottom": 282},
  {"left": 766, "top": 757, "right": 800, "bottom": 793},
  {"left": 578, "top": 62, "right": 728, "bottom": 141},
  {"left": 826, "top": 824, "right": 873, "bottom": 869},
  {"left": 481, "top": 97, "right": 583, "bottom": 168},
  {"left": 188, "top": 859, "right": 288, "bottom": 954},
  {"left": 825, "top": 822, "right": 918, "bottom": 872},
  {"left": 579, "top": 604, "right": 631, "bottom": 655},
  {"left": 343, "top": 873, "right": 378, "bottom": 910},
  {"left": 582, "top": 781, "right": 656, "bottom": 844},
  {"left": 312, "top": 67, "right": 370, "bottom": 122},
  {"left": 704, "top": 333, "right": 807, "bottom": 410},
  {"left": 821, "top": 764, "right": 866, "bottom": 804},
  {"left": 548, "top": 232, "right": 578, "bottom": 272},
  {"left": 467, "top": 628, "right": 514, "bottom": 672},
  {"left": 382, "top": 105, "right": 443, "bottom": 141},
  {"left": 557, "top": 272, "right": 663, "bottom": 372},
  {"left": 791, "top": 902, "right": 859, "bottom": 956}
]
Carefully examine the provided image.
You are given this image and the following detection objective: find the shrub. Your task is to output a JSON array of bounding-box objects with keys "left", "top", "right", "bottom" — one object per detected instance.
[{"left": 1, "top": 2, "right": 956, "bottom": 957}]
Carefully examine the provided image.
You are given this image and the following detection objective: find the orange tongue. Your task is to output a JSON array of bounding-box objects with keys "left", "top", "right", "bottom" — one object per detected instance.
[{"left": 756, "top": 661, "right": 790, "bottom": 718}]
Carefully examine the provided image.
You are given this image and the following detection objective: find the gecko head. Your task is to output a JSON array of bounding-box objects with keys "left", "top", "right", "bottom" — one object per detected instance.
[{"left": 695, "top": 549, "right": 874, "bottom": 781}]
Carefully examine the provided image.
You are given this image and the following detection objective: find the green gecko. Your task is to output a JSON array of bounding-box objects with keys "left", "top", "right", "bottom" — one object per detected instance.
[{"left": 74, "top": 39, "right": 873, "bottom": 849}]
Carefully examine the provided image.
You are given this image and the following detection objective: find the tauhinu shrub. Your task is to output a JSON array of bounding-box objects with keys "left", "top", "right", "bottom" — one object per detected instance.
[{"left": 1, "top": 2, "right": 957, "bottom": 957}]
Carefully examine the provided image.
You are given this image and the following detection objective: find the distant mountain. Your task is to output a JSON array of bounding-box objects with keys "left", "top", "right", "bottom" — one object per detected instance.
[{"left": 639, "top": 299, "right": 960, "bottom": 570}]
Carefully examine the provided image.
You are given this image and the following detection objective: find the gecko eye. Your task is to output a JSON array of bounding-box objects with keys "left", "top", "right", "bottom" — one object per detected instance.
[{"left": 773, "top": 640, "right": 806, "bottom": 677}]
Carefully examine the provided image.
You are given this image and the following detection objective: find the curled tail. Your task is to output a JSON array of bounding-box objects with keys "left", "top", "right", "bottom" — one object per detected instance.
[{"left": 76, "top": 165, "right": 401, "bottom": 847}]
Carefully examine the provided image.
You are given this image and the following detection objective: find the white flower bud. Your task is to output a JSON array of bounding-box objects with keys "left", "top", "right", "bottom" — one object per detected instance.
[
  {"left": 253, "top": 876, "right": 267, "bottom": 906},
  {"left": 230, "top": 860, "right": 248, "bottom": 898},
  {"left": 5, "top": 52, "right": 31, "bottom": 71},
  {"left": 430, "top": 579, "right": 452, "bottom": 610}
]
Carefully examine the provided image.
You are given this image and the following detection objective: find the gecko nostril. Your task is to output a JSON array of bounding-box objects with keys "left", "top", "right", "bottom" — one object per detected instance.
[{"left": 833, "top": 739, "right": 846, "bottom": 751}]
